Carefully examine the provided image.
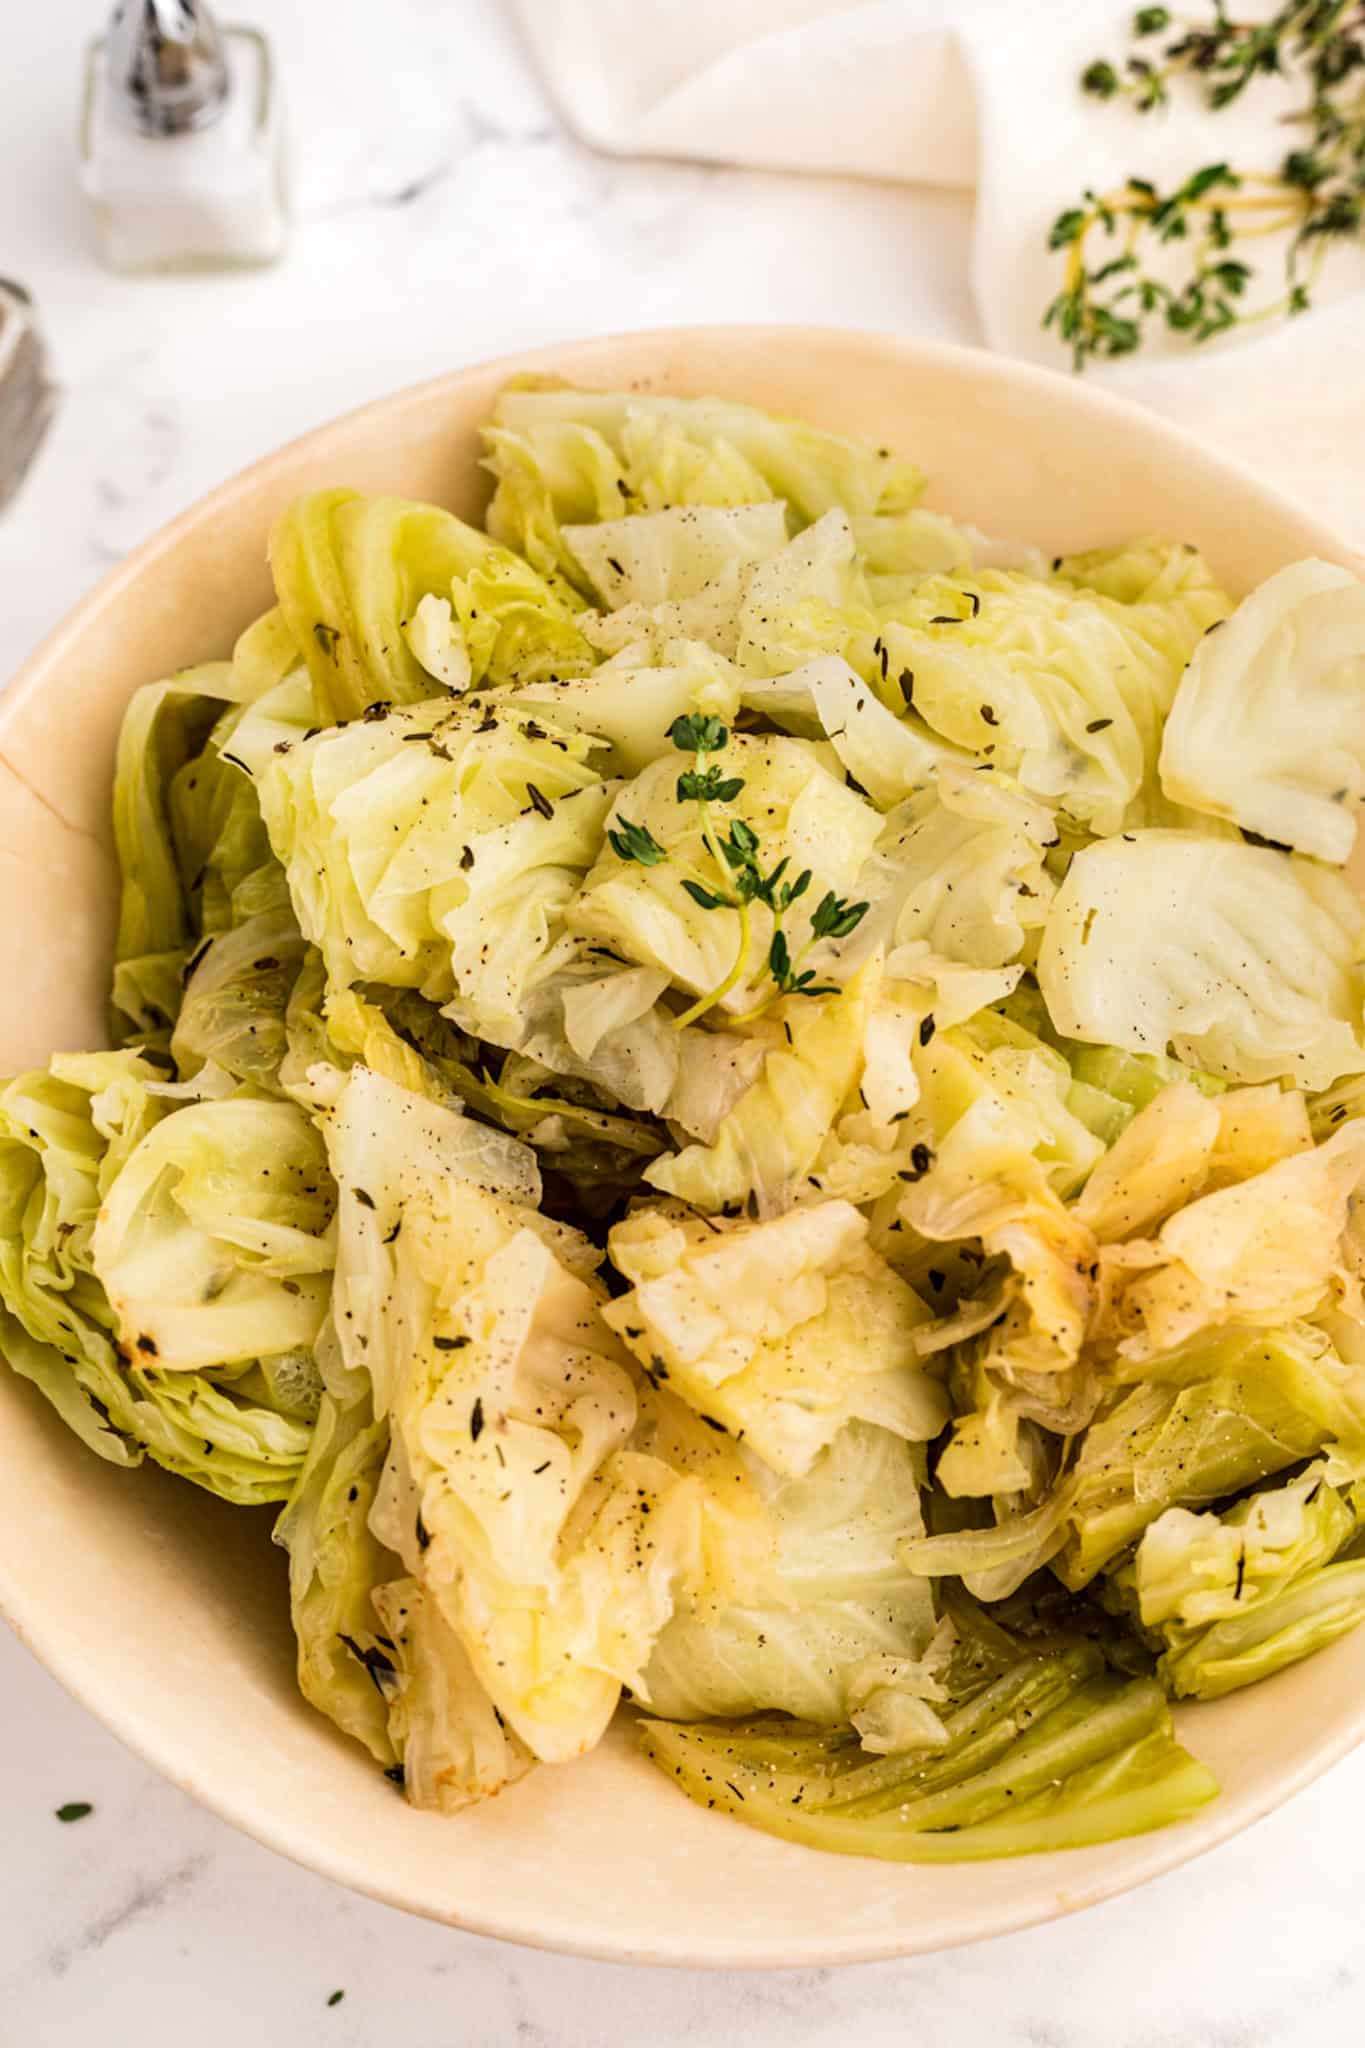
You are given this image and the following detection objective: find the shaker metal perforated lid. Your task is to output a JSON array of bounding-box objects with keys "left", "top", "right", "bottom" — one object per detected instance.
[{"left": 106, "top": 0, "right": 231, "bottom": 137}]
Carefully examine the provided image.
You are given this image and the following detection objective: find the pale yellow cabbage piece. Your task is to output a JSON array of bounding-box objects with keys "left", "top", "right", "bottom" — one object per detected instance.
[
  {"left": 1103, "top": 1120, "right": 1365, "bottom": 1360},
  {"left": 604, "top": 1199, "right": 945, "bottom": 1477}
]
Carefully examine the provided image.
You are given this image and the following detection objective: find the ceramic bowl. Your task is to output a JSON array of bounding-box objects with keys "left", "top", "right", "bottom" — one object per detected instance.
[{"left": 2, "top": 328, "right": 1363, "bottom": 1969}]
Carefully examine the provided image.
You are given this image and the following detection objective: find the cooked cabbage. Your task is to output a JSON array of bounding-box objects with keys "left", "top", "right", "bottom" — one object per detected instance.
[
  {"left": 91, "top": 1096, "right": 336, "bottom": 1371},
  {"left": 257, "top": 696, "right": 610, "bottom": 1033},
  {"left": 604, "top": 1199, "right": 945, "bottom": 1476},
  {"left": 867, "top": 555, "right": 1227, "bottom": 833},
  {"left": 0, "top": 1052, "right": 313, "bottom": 1501},
  {"left": 569, "top": 732, "right": 880, "bottom": 1018},
  {"left": 269, "top": 490, "right": 514, "bottom": 722},
  {"left": 27, "top": 383, "right": 1365, "bottom": 1868},
  {"left": 483, "top": 385, "right": 923, "bottom": 584},
  {"left": 1037, "top": 831, "right": 1365, "bottom": 1088},
  {"left": 642, "top": 1422, "right": 937, "bottom": 1722},
  {"left": 1159, "top": 560, "right": 1365, "bottom": 862}
]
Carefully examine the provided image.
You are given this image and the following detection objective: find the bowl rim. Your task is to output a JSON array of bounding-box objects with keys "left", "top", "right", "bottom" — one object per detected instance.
[{"left": 4, "top": 322, "right": 1364, "bottom": 1970}]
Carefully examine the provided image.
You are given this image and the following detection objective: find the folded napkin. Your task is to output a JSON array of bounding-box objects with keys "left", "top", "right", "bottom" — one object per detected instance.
[{"left": 510, "top": 0, "right": 1365, "bottom": 531}]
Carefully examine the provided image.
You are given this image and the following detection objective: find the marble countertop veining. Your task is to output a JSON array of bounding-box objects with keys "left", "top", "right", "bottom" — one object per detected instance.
[{"left": 3, "top": 2, "right": 1365, "bottom": 2042}]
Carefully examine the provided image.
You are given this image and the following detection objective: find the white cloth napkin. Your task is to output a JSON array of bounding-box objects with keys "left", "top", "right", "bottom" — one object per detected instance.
[{"left": 509, "top": 0, "right": 1365, "bottom": 532}]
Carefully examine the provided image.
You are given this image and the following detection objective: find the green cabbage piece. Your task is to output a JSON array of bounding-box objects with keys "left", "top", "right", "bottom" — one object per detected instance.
[
  {"left": 1159, "top": 559, "right": 1365, "bottom": 863},
  {"left": 640, "top": 1641, "right": 1215, "bottom": 1861},
  {"left": 569, "top": 732, "right": 881, "bottom": 1019},
  {"left": 0, "top": 1051, "right": 312, "bottom": 1502},
  {"left": 91, "top": 1096, "right": 336, "bottom": 1371},
  {"left": 273, "top": 1382, "right": 400, "bottom": 1766},
  {"left": 1153, "top": 1555, "right": 1365, "bottom": 1700},
  {"left": 110, "top": 669, "right": 244, "bottom": 1042},
  {"left": 508, "top": 645, "right": 740, "bottom": 776},
  {"left": 1062, "top": 1325, "right": 1365, "bottom": 1588},
  {"left": 1037, "top": 831, "right": 1365, "bottom": 1089},
  {"left": 902, "top": 1324, "right": 1365, "bottom": 1599},
  {"left": 866, "top": 762, "right": 1056, "bottom": 965},
  {"left": 642, "top": 1422, "right": 937, "bottom": 1723},
  {"left": 1100, "top": 1462, "right": 1365, "bottom": 1700},
  {"left": 257, "top": 695, "right": 610, "bottom": 1038},
  {"left": 268, "top": 489, "right": 509, "bottom": 722},
  {"left": 170, "top": 907, "right": 309, "bottom": 1094},
  {"left": 757, "top": 655, "right": 969, "bottom": 808},
  {"left": 563, "top": 501, "right": 789, "bottom": 609},
  {"left": 732, "top": 510, "right": 872, "bottom": 677},
  {"left": 450, "top": 548, "right": 597, "bottom": 689},
  {"left": 482, "top": 383, "right": 923, "bottom": 586},
  {"left": 867, "top": 555, "right": 1226, "bottom": 834}
]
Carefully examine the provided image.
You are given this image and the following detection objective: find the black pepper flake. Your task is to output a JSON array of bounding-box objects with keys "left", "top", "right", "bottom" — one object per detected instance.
[
  {"left": 980, "top": 705, "right": 998, "bottom": 726},
  {"left": 533, "top": 1460, "right": 551, "bottom": 1475},
  {"left": 181, "top": 937, "right": 212, "bottom": 984},
  {"left": 416, "top": 1512, "right": 431, "bottom": 1551},
  {"left": 699, "top": 1414, "right": 728, "bottom": 1433},
  {"left": 361, "top": 701, "right": 392, "bottom": 723},
  {"left": 470, "top": 1397, "right": 485, "bottom": 1442},
  {"left": 313, "top": 623, "right": 340, "bottom": 658},
  {"left": 918, "top": 1013, "right": 936, "bottom": 1046},
  {"left": 526, "top": 782, "right": 554, "bottom": 820},
  {"left": 338, "top": 1634, "right": 397, "bottom": 1696},
  {"left": 899, "top": 1142, "right": 935, "bottom": 1184},
  {"left": 1085, "top": 717, "right": 1113, "bottom": 734},
  {"left": 475, "top": 714, "right": 498, "bottom": 733},
  {"left": 382, "top": 1218, "right": 402, "bottom": 1245},
  {"left": 434, "top": 1334, "right": 470, "bottom": 1351},
  {"left": 352, "top": 1187, "right": 377, "bottom": 1210},
  {"left": 606, "top": 555, "right": 625, "bottom": 577},
  {"left": 56, "top": 1801, "right": 94, "bottom": 1823}
]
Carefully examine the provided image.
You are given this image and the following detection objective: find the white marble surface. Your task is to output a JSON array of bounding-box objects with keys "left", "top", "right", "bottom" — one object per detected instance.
[{"left": 4, "top": 1, "right": 1365, "bottom": 2040}]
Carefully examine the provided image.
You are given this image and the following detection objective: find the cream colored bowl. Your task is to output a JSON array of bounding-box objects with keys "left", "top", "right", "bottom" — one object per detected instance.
[{"left": 3, "top": 328, "right": 1363, "bottom": 1969}]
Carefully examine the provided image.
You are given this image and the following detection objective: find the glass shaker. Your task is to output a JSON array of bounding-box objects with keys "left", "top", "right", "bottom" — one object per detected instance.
[{"left": 80, "top": 0, "right": 289, "bottom": 273}]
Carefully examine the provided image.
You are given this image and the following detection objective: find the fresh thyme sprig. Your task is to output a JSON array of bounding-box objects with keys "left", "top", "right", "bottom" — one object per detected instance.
[
  {"left": 606, "top": 716, "right": 868, "bottom": 1025},
  {"left": 1045, "top": 1, "right": 1365, "bottom": 368}
]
